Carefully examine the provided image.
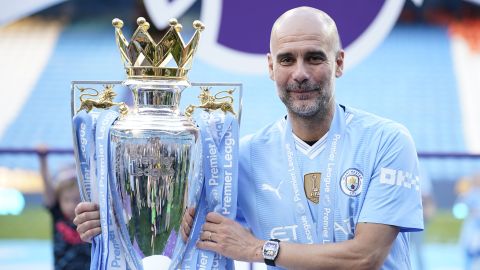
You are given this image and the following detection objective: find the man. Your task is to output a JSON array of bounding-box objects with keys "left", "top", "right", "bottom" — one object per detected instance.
[{"left": 74, "top": 6, "right": 423, "bottom": 269}]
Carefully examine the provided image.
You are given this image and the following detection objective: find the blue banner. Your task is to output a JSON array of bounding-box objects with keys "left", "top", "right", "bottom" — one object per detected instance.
[
  {"left": 73, "top": 110, "right": 103, "bottom": 270},
  {"left": 171, "top": 111, "right": 239, "bottom": 270}
]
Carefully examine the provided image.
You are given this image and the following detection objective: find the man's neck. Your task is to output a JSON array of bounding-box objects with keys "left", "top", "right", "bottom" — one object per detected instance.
[{"left": 288, "top": 104, "right": 334, "bottom": 142}]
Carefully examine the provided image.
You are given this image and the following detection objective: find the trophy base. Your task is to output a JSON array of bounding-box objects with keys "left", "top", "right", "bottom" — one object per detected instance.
[{"left": 143, "top": 255, "right": 172, "bottom": 270}]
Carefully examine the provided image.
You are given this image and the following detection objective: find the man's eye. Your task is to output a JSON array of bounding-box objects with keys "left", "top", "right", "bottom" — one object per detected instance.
[
  {"left": 309, "top": 56, "right": 325, "bottom": 64},
  {"left": 280, "top": 58, "right": 293, "bottom": 65}
]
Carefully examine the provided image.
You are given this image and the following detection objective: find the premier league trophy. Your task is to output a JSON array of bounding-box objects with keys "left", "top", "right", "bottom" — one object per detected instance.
[{"left": 72, "top": 17, "right": 240, "bottom": 270}]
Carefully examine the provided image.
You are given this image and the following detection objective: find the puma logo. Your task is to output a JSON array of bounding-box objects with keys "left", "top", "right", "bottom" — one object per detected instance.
[{"left": 261, "top": 180, "right": 284, "bottom": 199}]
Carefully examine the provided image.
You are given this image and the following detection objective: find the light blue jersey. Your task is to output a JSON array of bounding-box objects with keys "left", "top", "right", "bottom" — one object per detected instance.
[{"left": 237, "top": 104, "right": 423, "bottom": 270}]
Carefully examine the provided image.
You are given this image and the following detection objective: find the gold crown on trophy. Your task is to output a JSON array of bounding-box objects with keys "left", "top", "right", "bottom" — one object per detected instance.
[{"left": 112, "top": 17, "right": 205, "bottom": 80}]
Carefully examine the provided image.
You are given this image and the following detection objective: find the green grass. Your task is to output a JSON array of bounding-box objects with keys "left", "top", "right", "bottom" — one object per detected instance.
[
  {"left": 0, "top": 206, "right": 52, "bottom": 239},
  {"left": 425, "top": 210, "right": 463, "bottom": 243},
  {"left": 0, "top": 207, "right": 464, "bottom": 243}
]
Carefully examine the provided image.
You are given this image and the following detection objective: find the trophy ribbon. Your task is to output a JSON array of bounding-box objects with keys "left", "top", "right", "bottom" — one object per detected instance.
[
  {"left": 95, "top": 109, "right": 136, "bottom": 270},
  {"left": 171, "top": 111, "right": 239, "bottom": 270},
  {"left": 73, "top": 110, "right": 103, "bottom": 270},
  {"left": 72, "top": 110, "right": 97, "bottom": 202}
]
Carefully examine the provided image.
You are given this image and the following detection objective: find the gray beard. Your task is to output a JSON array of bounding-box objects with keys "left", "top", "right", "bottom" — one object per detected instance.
[{"left": 280, "top": 82, "right": 331, "bottom": 119}]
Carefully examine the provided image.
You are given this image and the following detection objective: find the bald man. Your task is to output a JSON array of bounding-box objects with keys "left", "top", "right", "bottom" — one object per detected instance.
[
  {"left": 75, "top": 6, "right": 423, "bottom": 270},
  {"left": 195, "top": 6, "right": 423, "bottom": 269}
]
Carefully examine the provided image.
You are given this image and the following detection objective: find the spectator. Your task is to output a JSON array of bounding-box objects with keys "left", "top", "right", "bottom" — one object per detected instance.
[{"left": 39, "top": 147, "right": 91, "bottom": 270}]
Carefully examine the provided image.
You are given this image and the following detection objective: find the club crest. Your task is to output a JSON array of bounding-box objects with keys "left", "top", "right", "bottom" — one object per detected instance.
[
  {"left": 304, "top": 173, "right": 321, "bottom": 204},
  {"left": 340, "top": 169, "right": 363, "bottom": 196}
]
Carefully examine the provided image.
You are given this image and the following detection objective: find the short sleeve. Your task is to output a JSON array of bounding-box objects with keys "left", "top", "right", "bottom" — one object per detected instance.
[{"left": 358, "top": 124, "right": 424, "bottom": 232}]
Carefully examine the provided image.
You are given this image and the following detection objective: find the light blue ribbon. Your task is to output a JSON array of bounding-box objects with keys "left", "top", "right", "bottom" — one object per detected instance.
[
  {"left": 72, "top": 110, "right": 97, "bottom": 202},
  {"left": 95, "top": 110, "right": 131, "bottom": 270},
  {"left": 73, "top": 110, "right": 103, "bottom": 270},
  {"left": 198, "top": 112, "right": 238, "bottom": 270},
  {"left": 282, "top": 104, "right": 346, "bottom": 244},
  {"left": 171, "top": 111, "right": 238, "bottom": 270}
]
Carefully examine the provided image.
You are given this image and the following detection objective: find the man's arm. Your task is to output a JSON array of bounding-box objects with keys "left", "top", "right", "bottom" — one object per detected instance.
[
  {"left": 197, "top": 213, "right": 398, "bottom": 270},
  {"left": 274, "top": 223, "right": 398, "bottom": 270}
]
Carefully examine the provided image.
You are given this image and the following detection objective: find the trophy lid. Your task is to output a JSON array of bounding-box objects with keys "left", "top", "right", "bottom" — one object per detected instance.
[{"left": 113, "top": 17, "right": 205, "bottom": 81}]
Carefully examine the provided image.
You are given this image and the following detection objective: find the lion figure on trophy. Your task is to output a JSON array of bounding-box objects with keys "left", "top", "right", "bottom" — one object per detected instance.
[
  {"left": 185, "top": 87, "right": 236, "bottom": 116},
  {"left": 77, "top": 85, "right": 128, "bottom": 115}
]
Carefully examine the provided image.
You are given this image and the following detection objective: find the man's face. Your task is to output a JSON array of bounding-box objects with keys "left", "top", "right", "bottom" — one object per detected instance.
[{"left": 268, "top": 16, "right": 343, "bottom": 119}]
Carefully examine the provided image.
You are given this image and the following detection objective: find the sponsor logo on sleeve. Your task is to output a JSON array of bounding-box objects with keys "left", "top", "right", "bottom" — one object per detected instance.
[{"left": 380, "top": 168, "right": 420, "bottom": 191}]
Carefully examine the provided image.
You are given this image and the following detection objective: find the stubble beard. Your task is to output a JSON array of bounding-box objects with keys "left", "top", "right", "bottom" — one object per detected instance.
[{"left": 280, "top": 81, "right": 331, "bottom": 119}]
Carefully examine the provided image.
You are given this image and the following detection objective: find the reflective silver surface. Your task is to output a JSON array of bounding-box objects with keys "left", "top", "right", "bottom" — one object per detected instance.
[{"left": 110, "top": 79, "right": 199, "bottom": 258}]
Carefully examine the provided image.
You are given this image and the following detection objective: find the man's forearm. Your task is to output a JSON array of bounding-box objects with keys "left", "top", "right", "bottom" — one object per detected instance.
[{"left": 270, "top": 223, "right": 399, "bottom": 270}]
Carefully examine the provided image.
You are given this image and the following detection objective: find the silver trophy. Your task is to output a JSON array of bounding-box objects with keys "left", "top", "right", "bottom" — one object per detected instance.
[{"left": 71, "top": 17, "right": 241, "bottom": 269}]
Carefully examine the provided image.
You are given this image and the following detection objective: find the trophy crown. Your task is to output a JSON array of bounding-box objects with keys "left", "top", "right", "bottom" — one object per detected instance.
[{"left": 112, "top": 17, "right": 205, "bottom": 80}]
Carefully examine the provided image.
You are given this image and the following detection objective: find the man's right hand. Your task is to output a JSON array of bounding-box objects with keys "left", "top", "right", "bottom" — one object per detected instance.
[{"left": 74, "top": 202, "right": 101, "bottom": 243}]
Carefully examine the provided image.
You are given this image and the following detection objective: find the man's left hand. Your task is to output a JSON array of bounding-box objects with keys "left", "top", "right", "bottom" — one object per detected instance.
[{"left": 197, "top": 212, "right": 263, "bottom": 262}]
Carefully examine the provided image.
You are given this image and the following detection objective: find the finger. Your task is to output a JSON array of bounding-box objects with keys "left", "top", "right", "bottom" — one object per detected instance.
[
  {"left": 205, "top": 212, "right": 224, "bottom": 224},
  {"left": 80, "top": 227, "right": 101, "bottom": 243},
  {"left": 196, "top": 239, "right": 219, "bottom": 253},
  {"left": 76, "top": 219, "right": 101, "bottom": 235},
  {"left": 182, "top": 220, "right": 192, "bottom": 240},
  {"left": 75, "top": 202, "right": 99, "bottom": 215},
  {"left": 181, "top": 224, "right": 188, "bottom": 243},
  {"left": 187, "top": 207, "right": 196, "bottom": 216},
  {"left": 184, "top": 220, "right": 191, "bottom": 235},
  {"left": 201, "top": 222, "right": 219, "bottom": 233},
  {"left": 184, "top": 209, "right": 194, "bottom": 225},
  {"left": 73, "top": 209, "right": 100, "bottom": 226},
  {"left": 199, "top": 230, "right": 216, "bottom": 242},
  {"left": 199, "top": 231, "right": 208, "bottom": 241},
  {"left": 182, "top": 214, "right": 193, "bottom": 231}
]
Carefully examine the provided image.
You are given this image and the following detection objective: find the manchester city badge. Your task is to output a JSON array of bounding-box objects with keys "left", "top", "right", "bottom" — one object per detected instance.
[
  {"left": 304, "top": 173, "right": 321, "bottom": 204},
  {"left": 340, "top": 168, "right": 363, "bottom": 196}
]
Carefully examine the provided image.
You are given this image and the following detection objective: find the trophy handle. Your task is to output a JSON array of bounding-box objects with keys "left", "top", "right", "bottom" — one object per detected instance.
[{"left": 70, "top": 81, "right": 127, "bottom": 203}]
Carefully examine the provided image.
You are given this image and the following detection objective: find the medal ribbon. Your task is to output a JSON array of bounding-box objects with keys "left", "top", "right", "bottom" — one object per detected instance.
[{"left": 282, "top": 104, "right": 346, "bottom": 244}]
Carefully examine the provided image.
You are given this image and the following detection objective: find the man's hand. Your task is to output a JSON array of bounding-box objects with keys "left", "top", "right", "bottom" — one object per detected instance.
[
  {"left": 197, "top": 212, "right": 264, "bottom": 262},
  {"left": 73, "top": 202, "right": 101, "bottom": 243},
  {"left": 180, "top": 207, "right": 196, "bottom": 242}
]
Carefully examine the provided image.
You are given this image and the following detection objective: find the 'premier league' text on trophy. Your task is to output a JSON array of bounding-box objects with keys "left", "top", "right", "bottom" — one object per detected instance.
[{"left": 72, "top": 16, "right": 240, "bottom": 270}]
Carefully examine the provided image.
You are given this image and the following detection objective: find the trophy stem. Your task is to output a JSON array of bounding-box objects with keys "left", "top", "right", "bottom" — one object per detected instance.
[{"left": 125, "top": 79, "right": 189, "bottom": 114}]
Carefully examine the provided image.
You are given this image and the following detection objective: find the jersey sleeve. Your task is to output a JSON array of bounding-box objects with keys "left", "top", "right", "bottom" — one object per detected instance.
[{"left": 357, "top": 124, "right": 424, "bottom": 232}]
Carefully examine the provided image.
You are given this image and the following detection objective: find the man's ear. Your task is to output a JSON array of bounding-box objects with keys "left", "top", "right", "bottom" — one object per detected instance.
[
  {"left": 335, "top": 50, "right": 345, "bottom": 78},
  {"left": 267, "top": 53, "right": 274, "bottom": 81}
]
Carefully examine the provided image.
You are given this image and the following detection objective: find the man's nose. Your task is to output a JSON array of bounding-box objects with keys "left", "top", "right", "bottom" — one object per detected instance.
[{"left": 292, "top": 62, "right": 309, "bottom": 84}]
